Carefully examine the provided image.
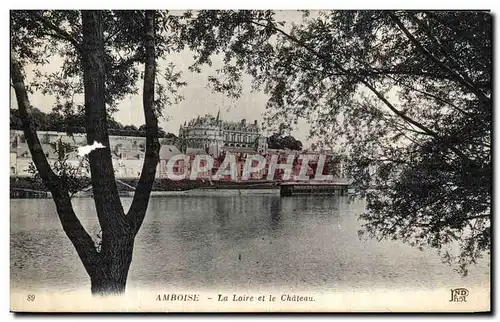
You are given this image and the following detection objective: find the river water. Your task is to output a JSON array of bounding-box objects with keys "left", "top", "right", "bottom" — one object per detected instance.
[{"left": 10, "top": 191, "right": 490, "bottom": 293}]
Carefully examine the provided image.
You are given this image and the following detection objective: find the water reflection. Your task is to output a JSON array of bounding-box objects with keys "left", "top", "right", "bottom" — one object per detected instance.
[
  {"left": 214, "top": 197, "right": 228, "bottom": 227},
  {"left": 269, "top": 197, "right": 282, "bottom": 233},
  {"left": 10, "top": 194, "right": 490, "bottom": 293}
]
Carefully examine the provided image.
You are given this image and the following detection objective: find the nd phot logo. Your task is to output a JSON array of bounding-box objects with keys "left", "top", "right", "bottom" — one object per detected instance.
[{"left": 449, "top": 288, "right": 469, "bottom": 302}]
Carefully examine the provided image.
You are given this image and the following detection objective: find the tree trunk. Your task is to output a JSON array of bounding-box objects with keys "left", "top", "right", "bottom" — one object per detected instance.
[
  {"left": 81, "top": 11, "right": 135, "bottom": 296},
  {"left": 12, "top": 10, "right": 161, "bottom": 297},
  {"left": 89, "top": 11, "right": 160, "bottom": 295},
  {"left": 90, "top": 232, "right": 135, "bottom": 295},
  {"left": 81, "top": 11, "right": 128, "bottom": 233},
  {"left": 91, "top": 274, "right": 127, "bottom": 295}
]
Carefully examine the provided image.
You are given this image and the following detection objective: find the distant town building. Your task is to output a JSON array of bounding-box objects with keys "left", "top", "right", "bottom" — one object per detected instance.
[
  {"left": 10, "top": 127, "right": 342, "bottom": 181},
  {"left": 178, "top": 110, "right": 268, "bottom": 156},
  {"left": 9, "top": 130, "right": 180, "bottom": 179}
]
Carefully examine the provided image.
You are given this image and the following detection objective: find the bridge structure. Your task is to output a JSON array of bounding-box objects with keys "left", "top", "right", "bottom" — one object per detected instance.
[{"left": 278, "top": 180, "right": 350, "bottom": 197}]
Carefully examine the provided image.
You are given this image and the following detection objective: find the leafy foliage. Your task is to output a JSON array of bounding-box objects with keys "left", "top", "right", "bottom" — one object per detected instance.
[
  {"left": 11, "top": 10, "right": 186, "bottom": 294},
  {"left": 267, "top": 133, "right": 303, "bottom": 150},
  {"left": 27, "top": 138, "right": 91, "bottom": 197},
  {"left": 11, "top": 10, "right": 186, "bottom": 119},
  {"left": 180, "top": 10, "right": 491, "bottom": 274}
]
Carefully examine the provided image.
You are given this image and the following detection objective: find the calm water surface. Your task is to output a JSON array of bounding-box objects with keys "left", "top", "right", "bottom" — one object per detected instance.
[{"left": 10, "top": 191, "right": 490, "bottom": 293}]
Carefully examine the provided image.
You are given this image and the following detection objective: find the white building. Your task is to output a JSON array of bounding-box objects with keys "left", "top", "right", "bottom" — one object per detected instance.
[
  {"left": 9, "top": 130, "right": 181, "bottom": 179},
  {"left": 178, "top": 111, "right": 268, "bottom": 156}
]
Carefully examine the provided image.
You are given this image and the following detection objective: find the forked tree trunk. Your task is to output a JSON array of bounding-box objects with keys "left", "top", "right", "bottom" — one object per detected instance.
[
  {"left": 80, "top": 11, "right": 132, "bottom": 295},
  {"left": 12, "top": 10, "right": 159, "bottom": 296},
  {"left": 79, "top": 10, "right": 159, "bottom": 295},
  {"left": 90, "top": 232, "right": 135, "bottom": 295}
]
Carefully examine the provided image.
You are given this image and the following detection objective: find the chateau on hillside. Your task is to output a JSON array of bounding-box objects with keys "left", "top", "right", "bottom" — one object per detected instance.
[
  {"left": 178, "top": 111, "right": 268, "bottom": 156},
  {"left": 9, "top": 112, "right": 269, "bottom": 180},
  {"left": 10, "top": 129, "right": 343, "bottom": 181}
]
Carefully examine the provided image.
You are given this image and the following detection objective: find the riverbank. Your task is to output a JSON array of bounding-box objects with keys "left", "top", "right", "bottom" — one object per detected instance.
[{"left": 10, "top": 176, "right": 280, "bottom": 198}]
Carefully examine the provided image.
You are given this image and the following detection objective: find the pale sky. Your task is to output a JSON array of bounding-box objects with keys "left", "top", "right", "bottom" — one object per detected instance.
[
  {"left": 11, "top": 10, "right": 314, "bottom": 147},
  {"left": 114, "top": 52, "right": 312, "bottom": 143}
]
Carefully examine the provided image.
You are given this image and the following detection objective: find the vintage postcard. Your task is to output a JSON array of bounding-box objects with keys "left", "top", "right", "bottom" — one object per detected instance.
[{"left": 9, "top": 9, "right": 491, "bottom": 313}]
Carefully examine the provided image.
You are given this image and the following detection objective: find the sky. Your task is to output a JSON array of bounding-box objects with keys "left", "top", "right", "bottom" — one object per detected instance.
[
  {"left": 11, "top": 10, "right": 314, "bottom": 147},
  {"left": 113, "top": 52, "right": 313, "bottom": 144}
]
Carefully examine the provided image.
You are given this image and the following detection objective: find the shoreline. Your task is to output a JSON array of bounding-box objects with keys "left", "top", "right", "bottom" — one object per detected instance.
[
  {"left": 10, "top": 177, "right": 354, "bottom": 199},
  {"left": 10, "top": 177, "right": 282, "bottom": 199}
]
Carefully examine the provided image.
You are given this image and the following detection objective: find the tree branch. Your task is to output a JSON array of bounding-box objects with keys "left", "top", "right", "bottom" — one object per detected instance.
[
  {"left": 127, "top": 10, "right": 160, "bottom": 235},
  {"left": 113, "top": 52, "right": 144, "bottom": 71},
  {"left": 11, "top": 55, "right": 99, "bottom": 275},
  {"left": 11, "top": 58, "right": 59, "bottom": 186},
  {"left": 29, "top": 11, "right": 83, "bottom": 52},
  {"left": 104, "top": 27, "right": 121, "bottom": 43},
  {"left": 334, "top": 53, "right": 473, "bottom": 116},
  {"left": 81, "top": 11, "right": 130, "bottom": 240},
  {"left": 388, "top": 12, "right": 490, "bottom": 104},
  {"left": 384, "top": 73, "right": 471, "bottom": 116},
  {"left": 249, "top": 19, "right": 439, "bottom": 137},
  {"left": 248, "top": 18, "right": 473, "bottom": 164},
  {"left": 466, "top": 214, "right": 491, "bottom": 221}
]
